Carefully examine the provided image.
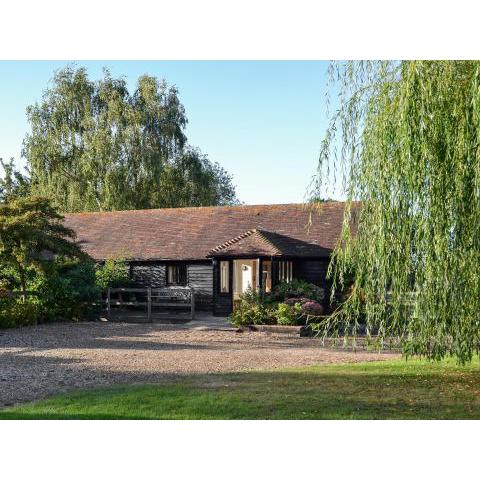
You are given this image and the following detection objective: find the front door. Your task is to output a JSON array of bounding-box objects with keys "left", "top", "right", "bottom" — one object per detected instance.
[
  {"left": 233, "top": 259, "right": 259, "bottom": 301},
  {"left": 241, "top": 265, "right": 253, "bottom": 293}
]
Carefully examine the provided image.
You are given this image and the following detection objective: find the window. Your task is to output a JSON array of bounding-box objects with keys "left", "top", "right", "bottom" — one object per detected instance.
[
  {"left": 220, "top": 261, "right": 230, "bottom": 293},
  {"left": 262, "top": 260, "right": 272, "bottom": 293},
  {"left": 167, "top": 264, "right": 187, "bottom": 285},
  {"left": 278, "top": 260, "right": 293, "bottom": 283}
]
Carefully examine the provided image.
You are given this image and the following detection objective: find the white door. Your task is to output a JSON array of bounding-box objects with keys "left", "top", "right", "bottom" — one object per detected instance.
[{"left": 241, "top": 265, "right": 253, "bottom": 293}]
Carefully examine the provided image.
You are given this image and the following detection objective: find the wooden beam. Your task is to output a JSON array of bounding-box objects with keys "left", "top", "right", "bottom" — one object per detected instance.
[
  {"left": 107, "top": 287, "right": 111, "bottom": 321},
  {"left": 147, "top": 287, "right": 152, "bottom": 322},
  {"left": 190, "top": 288, "right": 195, "bottom": 320}
]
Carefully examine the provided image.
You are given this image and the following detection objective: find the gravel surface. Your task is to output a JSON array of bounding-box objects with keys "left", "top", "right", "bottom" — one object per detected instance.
[{"left": 0, "top": 321, "right": 398, "bottom": 406}]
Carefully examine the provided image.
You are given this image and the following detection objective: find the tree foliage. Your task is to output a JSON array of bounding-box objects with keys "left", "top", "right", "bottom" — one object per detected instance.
[
  {"left": 0, "top": 158, "right": 30, "bottom": 202},
  {"left": 0, "top": 196, "right": 102, "bottom": 325},
  {"left": 152, "top": 147, "right": 238, "bottom": 207},
  {"left": 95, "top": 257, "right": 131, "bottom": 290},
  {"left": 0, "top": 196, "right": 84, "bottom": 294},
  {"left": 23, "top": 65, "right": 238, "bottom": 211},
  {"left": 316, "top": 61, "right": 480, "bottom": 362},
  {"left": 33, "top": 258, "right": 100, "bottom": 322}
]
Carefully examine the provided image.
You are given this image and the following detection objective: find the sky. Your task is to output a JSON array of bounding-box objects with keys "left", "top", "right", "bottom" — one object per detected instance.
[{"left": 0, "top": 61, "right": 340, "bottom": 205}]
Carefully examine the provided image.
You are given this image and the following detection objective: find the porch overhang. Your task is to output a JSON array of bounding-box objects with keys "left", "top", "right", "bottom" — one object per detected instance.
[{"left": 207, "top": 228, "right": 332, "bottom": 259}]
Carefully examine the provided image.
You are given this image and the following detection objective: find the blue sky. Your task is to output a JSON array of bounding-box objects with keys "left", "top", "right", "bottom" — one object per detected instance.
[{"left": 0, "top": 61, "right": 339, "bottom": 205}]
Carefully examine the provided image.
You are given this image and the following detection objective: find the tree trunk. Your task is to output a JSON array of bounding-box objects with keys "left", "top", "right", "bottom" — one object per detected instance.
[{"left": 19, "top": 269, "right": 27, "bottom": 303}]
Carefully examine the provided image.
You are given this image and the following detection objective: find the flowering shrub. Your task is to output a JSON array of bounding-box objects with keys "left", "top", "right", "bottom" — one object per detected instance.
[
  {"left": 230, "top": 281, "right": 327, "bottom": 326},
  {"left": 301, "top": 301, "right": 324, "bottom": 317},
  {"left": 284, "top": 297, "right": 310, "bottom": 306},
  {"left": 272, "top": 280, "right": 325, "bottom": 303}
]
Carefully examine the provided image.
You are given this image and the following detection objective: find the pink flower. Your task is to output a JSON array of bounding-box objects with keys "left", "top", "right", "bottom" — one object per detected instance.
[{"left": 301, "top": 301, "right": 324, "bottom": 316}]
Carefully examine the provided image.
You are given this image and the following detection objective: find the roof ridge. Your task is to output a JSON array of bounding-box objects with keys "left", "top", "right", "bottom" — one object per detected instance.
[{"left": 63, "top": 201, "right": 348, "bottom": 217}]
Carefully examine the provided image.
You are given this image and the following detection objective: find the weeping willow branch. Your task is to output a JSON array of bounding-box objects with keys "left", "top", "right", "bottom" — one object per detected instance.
[{"left": 315, "top": 61, "right": 480, "bottom": 363}]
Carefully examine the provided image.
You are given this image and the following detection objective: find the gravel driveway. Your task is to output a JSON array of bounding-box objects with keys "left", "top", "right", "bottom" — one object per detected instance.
[{"left": 0, "top": 321, "right": 398, "bottom": 406}]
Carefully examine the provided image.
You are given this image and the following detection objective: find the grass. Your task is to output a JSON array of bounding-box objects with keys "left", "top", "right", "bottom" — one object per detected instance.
[{"left": 2, "top": 358, "right": 480, "bottom": 419}]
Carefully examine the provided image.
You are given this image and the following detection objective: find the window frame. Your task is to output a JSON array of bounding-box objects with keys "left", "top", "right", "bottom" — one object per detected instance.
[
  {"left": 166, "top": 263, "right": 187, "bottom": 286},
  {"left": 219, "top": 260, "right": 230, "bottom": 293},
  {"left": 262, "top": 260, "right": 272, "bottom": 293},
  {"left": 278, "top": 260, "right": 293, "bottom": 283}
]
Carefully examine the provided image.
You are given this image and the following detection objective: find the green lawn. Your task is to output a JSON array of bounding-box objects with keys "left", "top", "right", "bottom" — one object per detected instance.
[{"left": 2, "top": 358, "right": 480, "bottom": 419}]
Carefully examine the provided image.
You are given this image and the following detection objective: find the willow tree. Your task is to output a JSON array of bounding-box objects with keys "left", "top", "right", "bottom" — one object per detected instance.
[
  {"left": 23, "top": 66, "right": 238, "bottom": 212},
  {"left": 315, "top": 61, "right": 480, "bottom": 362}
]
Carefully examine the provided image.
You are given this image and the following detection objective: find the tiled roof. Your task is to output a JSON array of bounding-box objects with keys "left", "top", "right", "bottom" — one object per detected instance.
[
  {"left": 208, "top": 229, "right": 333, "bottom": 257},
  {"left": 64, "top": 202, "right": 352, "bottom": 261},
  {"left": 209, "top": 229, "right": 282, "bottom": 257}
]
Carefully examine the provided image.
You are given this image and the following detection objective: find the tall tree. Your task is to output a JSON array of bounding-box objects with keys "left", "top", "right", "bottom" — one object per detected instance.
[
  {"left": 316, "top": 61, "right": 480, "bottom": 362},
  {"left": 23, "top": 66, "right": 238, "bottom": 212},
  {"left": 156, "top": 148, "right": 238, "bottom": 207}
]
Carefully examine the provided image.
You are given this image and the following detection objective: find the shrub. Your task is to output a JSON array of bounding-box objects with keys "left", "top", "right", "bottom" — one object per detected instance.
[
  {"left": 284, "top": 297, "right": 310, "bottom": 306},
  {"left": 0, "top": 257, "right": 101, "bottom": 328},
  {"left": 0, "top": 297, "right": 40, "bottom": 329},
  {"left": 0, "top": 195, "right": 99, "bottom": 327},
  {"left": 230, "top": 283, "right": 327, "bottom": 327},
  {"left": 301, "top": 300, "right": 324, "bottom": 317},
  {"left": 230, "top": 302, "right": 274, "bottom": 326},
  {"left": 272, "top": 280, "right": 325, "bottom": 303},
  {"left": 230, "top": 289, "right": 276, "bottom": 326},
  {"left": 34, "top": 258, "right": 100, "bottom": 322},
  {"left": 276, "top": 302, "right": 303, "bottom": 325},
  {"left": 95, "top": 257, "right": 131, "bottom": 290}
]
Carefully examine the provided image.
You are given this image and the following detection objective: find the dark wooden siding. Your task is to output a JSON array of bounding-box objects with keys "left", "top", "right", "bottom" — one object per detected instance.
[
  {"left": 130, "top": 261, "right": 214, "bottom": 311},
  {"left": 130, "top": 263, "right": 166, "bottom": 287},
  {"left": 187, "top": 263, "right": 213, "bottom": 309},
  {"left": 294, "top": 258, "right": 330, "bottom": 302},
  {"left": 213, "top": 259, "right": 233, "bottom": 316},
  {"left": 128, "top": 257, "right": 331, "bottom": 314}
]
